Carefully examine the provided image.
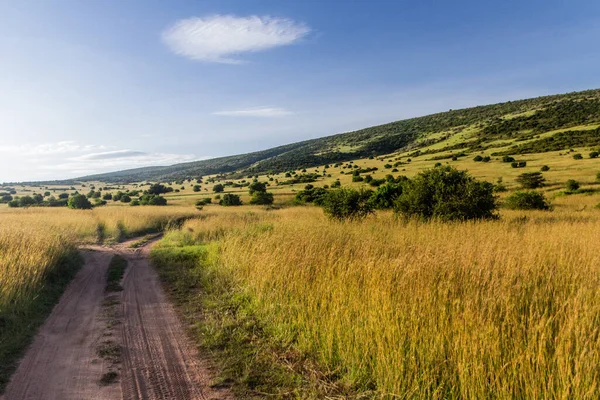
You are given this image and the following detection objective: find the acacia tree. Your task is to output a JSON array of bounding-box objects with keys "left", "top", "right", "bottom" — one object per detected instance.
[{"left": 516, "top": 172, "right": 545, "bottom": 189}]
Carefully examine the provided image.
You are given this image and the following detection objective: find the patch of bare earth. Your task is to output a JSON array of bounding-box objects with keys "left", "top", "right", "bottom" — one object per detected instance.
[{"left": 1, "top": 239, "right": 231, "bottom": 400}]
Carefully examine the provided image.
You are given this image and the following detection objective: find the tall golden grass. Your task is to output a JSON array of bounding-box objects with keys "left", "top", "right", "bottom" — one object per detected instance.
[
  {"left": 0, "top": 205, "right": 196, "bottom": 314},
  {"left": 170, "top": 205, "right": 600, "bottom": 398}
]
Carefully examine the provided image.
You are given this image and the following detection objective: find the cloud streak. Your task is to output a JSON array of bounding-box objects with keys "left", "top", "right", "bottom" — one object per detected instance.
[
  {"left": 213, "top": 106, "right": 294, "bottom": 117},
  {"left": 162, "top": 15, "right": 310, "bottom": 63}
]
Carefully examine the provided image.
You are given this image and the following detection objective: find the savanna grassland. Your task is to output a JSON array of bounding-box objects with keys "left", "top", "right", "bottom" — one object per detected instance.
[
  {"left": 2, "top": 89, "right": 600, "bottom": 398},
  {"left": 151, "top": 194, "right": 600, "bottom": 398}
]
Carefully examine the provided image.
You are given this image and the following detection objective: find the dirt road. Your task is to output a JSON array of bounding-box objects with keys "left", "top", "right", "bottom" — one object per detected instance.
[{"left": 2, "top": 239, "right": 231, "bottom": 400}]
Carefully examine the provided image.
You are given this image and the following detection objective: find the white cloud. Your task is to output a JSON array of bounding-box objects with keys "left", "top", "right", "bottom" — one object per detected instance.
[
  {"left": 0, "top": 140, "right": 199, "bottom": 182},
  {"left": 213, "top": 106, "right": 293, "bottom": 117},
  {"left": 0, "top": 141, "right": 108, "bottom": 155},
  {"left": 162, "top": 15, "right": 310, "bottom": 63}
]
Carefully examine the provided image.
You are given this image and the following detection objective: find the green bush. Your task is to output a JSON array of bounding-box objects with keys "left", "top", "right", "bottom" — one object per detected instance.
[
  {"left": 102, "top": 193, "right": 113, "bottom": 201},
  {"left": 120, "top": 195, "right": 132, "bottom": 203},
  {"left": 213, "top": 184, "right": 225, "bottom": 193},
  {"left": 148, "top": 183, "right": 172, "bottom": 195},
  {"left": 219, "top": 193, "right": 242, "bottom": 206},
  {"left": 502, "top": 155, "right": 516, "bottom": 163},
  {"left": 193, "top": 185, "right": 201, "bottom": 192},
  {"left": 331, "top": 180, "right": 341, "bottom": 188},
  {"left": 540, "top": 165, "right": 550, "bottom": 171},
  {"left": 394, "top": 166, "right": 497, "bottom": 221},
  {"left": 516, "top": 172, "right": 545, "bottom": 189},
  {"left": 67, "top": 194, "right": 93, "bottom": 210},
  {"left": 250, "top": 191, "right": 274, "bottom": 205},
  {"left": 573, "top": 153, "right": 583, "bottom": 160},
  {"left": 248, "top": 181, "right": 267, "bottom": 195},
  {"left": 321, "top": 187, "right": 373, "bottom": 221},
  {"left": 369, "top": 183, "right": 403, "bottom": 209},
  {"left": 18, "top": 196, "right": 37, "bottom": 207},
  {"left": 139, "top": 194, "right": 167, "bottom": 206},
  {"left": 504, "top": 191, "right": 550, "bottom": 210},
  {"left": 589, "top": 151, "right": 599, "bottom": 159},
  {"left": 566, "top": 179, "right": 580, "bottom": 192},
  {"left": 0, "top": 194, "right": 13, "bottom": 203},
  {"left": 473, "top": 155, "right": 483, "bottom": 162},
  {"left": 196, "top": 198, "right": 212, "bottom": 206}
]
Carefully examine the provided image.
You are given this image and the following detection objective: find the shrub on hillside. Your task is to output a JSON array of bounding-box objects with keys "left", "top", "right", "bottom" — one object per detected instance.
[
  {"left": 473, "top": 155, "right": 483, "bottom": 162},
  {"left": 148, "top": 183, "right": 172, "bottom": 195},
  {"left": 67, "top": 194, "right": 93, "bottom": 210},
  {"left": 321, "top": 187, "right": 373, "bottom": 221},
  {"left": 566, "top": 179, "right": 580, "bottom": 192},
  {"left": 248, "top": 181, "right": 267, "bottom": 195},
  {"left": 295, "top": 186, "right": 328, "bottom": 205},
  {"left": 502, "top": 155, "right": 516, "bottom": 163},
  {"left": 139, "top": 194, "right": 167, "bottom": 206},
  {"left": 504, "top": 191, "right": 550, "bottom": 210},
  {"left": 589, "top": 151, "right": 599, "bottom": 159},
  {"left": 196, "top": 198, "right": 212, "bottom": 206},
  {"left": 219, "top": 193, "right": 242, "bottom": 206},
  {"left": 213, "top": 184, "right": 225, "bottom": 193},
  {"left": 369, "top": 182, "right": 403, "bottom": 209},
  {"left": 394, "top": 166, "right": 497, "bottom": 221},
  {"left": 516, "top": 172, "right": 545, "bottom": 189},
  {"left": 250, "top": 191, "right": 274, "bottom": 205},
  {"left": 540, "top": 165, "right": 550, "bottom": 171},
  {"left": 573, "top": 153, "right": 583, "bottom": 160},
  {"left": 120, "top": 195, "right": 132, "bottom": 203}
]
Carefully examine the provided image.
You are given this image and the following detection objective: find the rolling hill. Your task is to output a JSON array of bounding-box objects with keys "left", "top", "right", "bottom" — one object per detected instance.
[{"left": 78, "top": 88, "right": 600, "bottom": 183}]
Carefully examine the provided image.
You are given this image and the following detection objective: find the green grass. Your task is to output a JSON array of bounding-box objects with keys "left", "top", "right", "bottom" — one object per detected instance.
[
  {"left": 105, "top": 255, "right": 127, "bottom": 292},
  {"left": 0, "top": 250, "right": 82, "bottom": 392},
  {"left": 150, "top": 244, "right": 353, "bottom": 398}
]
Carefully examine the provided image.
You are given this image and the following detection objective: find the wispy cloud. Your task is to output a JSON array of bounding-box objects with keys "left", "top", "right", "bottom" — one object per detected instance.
[
  {"left": 74, "top": 150, "right": 148, "bottom": 161},
  {"left": 213, "top": 106, "right": 294, "bottom": 117},
  {"left": 0, "top": 140, "right": 198, "bottom": 181},
  {"left": 0, "top": 141, "right": 108, "bottom": 155},
  {"left": 162, "top": 15, "right": 310, "bottom": 64}
]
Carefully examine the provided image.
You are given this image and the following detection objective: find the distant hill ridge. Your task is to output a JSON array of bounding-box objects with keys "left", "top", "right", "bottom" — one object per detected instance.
[{"left": 55, "top": 88, "right": 600, "bottom": 183}]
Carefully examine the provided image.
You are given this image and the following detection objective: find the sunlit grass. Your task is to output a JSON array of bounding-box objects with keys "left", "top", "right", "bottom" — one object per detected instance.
[{"left": 160, "top": 205, "right": 600, "bottom": 398}]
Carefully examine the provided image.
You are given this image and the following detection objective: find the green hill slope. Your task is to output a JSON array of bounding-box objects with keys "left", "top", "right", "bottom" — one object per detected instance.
[{"left": 79, "top": 88, "right": 600, "bottom": 183}]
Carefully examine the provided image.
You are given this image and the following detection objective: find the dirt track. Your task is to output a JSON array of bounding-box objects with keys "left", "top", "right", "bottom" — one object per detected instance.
[{"left": 1, "top": 239, "right": 231, "bottom": 400}]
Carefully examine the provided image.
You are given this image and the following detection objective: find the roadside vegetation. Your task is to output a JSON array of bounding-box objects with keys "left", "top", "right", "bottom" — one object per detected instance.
[{"left": 153, "top": 194, "right": 600, "bottom": 398}]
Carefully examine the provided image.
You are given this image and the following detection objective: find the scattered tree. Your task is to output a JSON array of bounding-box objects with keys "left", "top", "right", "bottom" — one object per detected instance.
[
  {"left": 321, "top": 187, "right": 373, "bottom": 221},
  {"left": 504, "top": 191, "right": 550, "bottom": 210},
  {"left": 219, "top": 193, "right": 242, "bottom": 206},
  {"left": 67, "top": 194, "right": 93, "bottom": 210},
  {"left": 516, "top": 172, "right": 545, "bottom": 189}
]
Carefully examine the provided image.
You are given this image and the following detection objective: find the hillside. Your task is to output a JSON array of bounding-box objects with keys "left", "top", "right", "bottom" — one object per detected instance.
[{"left": 79, "top": 88, "right": 600, "bottom": 183}]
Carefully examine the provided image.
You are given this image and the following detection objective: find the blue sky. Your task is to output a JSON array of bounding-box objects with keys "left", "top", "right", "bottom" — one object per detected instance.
[{"left": 1, "top": 0, "right": 599, "bottom": 182}]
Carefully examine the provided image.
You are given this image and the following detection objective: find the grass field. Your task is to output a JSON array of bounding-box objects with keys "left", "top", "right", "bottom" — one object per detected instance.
[
  {"left": 2, "top": 125, "right": 600, "bottom": 397},
  {"left": 152, "top": 195, "right": 600, "bottom": 398}
]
